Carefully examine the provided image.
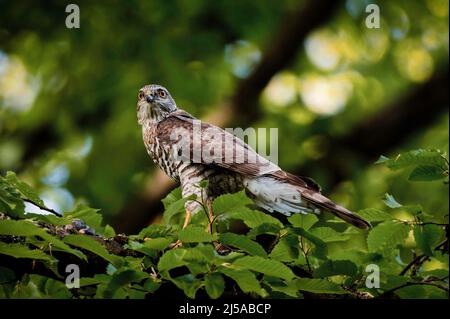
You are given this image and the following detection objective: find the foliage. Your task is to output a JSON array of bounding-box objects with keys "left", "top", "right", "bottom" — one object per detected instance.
[{"left": 0, "top": 149, "right": 448, "bottom": 299}]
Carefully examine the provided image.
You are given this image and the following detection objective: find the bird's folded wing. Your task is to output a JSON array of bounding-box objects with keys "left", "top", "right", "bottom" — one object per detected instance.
[{"left": 157, "top": 110, "right": 280, "bottom": 176}]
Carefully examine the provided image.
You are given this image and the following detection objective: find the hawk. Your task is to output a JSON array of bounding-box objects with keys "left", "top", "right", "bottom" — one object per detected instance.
[{"left": 137, "top": 84, "right": 370, "bottom": 242}]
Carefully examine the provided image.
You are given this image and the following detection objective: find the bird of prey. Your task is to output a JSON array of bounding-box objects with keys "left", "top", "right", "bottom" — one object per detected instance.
[{"left": 137, "top": 84, "right": 370, "bottom": 241}]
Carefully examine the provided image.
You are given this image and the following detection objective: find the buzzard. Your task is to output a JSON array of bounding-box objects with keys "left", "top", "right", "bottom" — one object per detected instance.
[{"left": 137, "top": 84, "right": 370, "bottom": 243}]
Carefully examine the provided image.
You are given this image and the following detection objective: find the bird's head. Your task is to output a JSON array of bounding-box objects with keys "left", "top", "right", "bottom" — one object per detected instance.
[{"left": 137, "top": 84, "right": 177, "bottom": 124}]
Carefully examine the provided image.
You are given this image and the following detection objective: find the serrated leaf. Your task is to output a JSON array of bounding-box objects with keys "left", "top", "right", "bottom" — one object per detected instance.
[
  {"left": 384, "top": 193, "right": 402, "bottom": 208},
  {"left": 414, "top": 224, "right": 443, "bottom": 256},
  {"left": 63, "top": 234, "right": 122, "bottom": 267},
  {"left": 204, "top": 272, "right": 225, "bottom": 299},
  {"left": 310, "top": 227, "right": 351, "bottom": 243},
  {"left": 218, "top": 266, "right": 267, "bottom": 297},
  {"left": 163, "top": 196, "right": 191, "bottom": 224},
  {"left": 265, "top": 278, "right": 299, "bottom": 297},
  {"left": 314, "top": 260, "right": 358, "bottom": 278},
  {"left": 15, "top": 274, "right": 71, "bottom": 299},
  {"left": 143, "top": 237, "right": 171, "bottom": 250},
  {"left": 376, "top": 150, "right": 447, "bottom": 170},
  {"left": 213, "top": 190, "right": 253, "bottom": 214},
  {"left": 178, "top": 226, "right": 216, "bottom": 243},
  {"left": 5, "top": 171, "right": 44, "bottom": 207},
  {"left": 290, "top": 227, "right": 328, "bottom": 259},
  {"left": 0, "top": 219, "right": 86, "bottom": 260},
  {"left": 157, "top": 248, "right": 188, "bottom": 273},
  {"left": 0, "top": 176, "right": 25, "bottom": 218},
  {"left": 233, "top": 256, "right": 295, "bottom": 280},
  {"left": 409, "top": 165, "right": 445, "bottom": 181},
  {"left": 269, "top": 235, "right": 299, "bottom": 262},
  {"left": 138, "top": 224, "right": 174, "bottom": 239},
  {"left": 295, "top": 278, "right": 347, "bottom": 294},
  {"left": 227, "top": 207, "right": 283, "bottom": 228},
  {"left": 358, "top": 208, "right": 393, "bottom": 222},
  {"left": 102, "top": 269, "right": 149, "bottom": 299},
  {"left": 161, "top": 187, "right": 182, "bottom": 208},
  {"left": 367, "top": 221, "right": 410, "bottom": 252},
  {"left": 170, "top": 274, "right": 202, "bottom": 299},
  {"left": 288, "top": 214, "right": 318, "bottom": 230},
  {"left": 219, "top": 233, "right": 267, "bottom": 257},
  {"left": 0, "top": 242, "right": 55, "bottom": 261}
]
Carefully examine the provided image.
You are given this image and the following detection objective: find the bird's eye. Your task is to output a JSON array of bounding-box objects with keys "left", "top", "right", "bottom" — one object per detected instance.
[
  {"left": 158, "top": 90, "right": 166, "bottom": 98},
  {"left": 138, "top": 91, "right": 145, "bottom": 100}
]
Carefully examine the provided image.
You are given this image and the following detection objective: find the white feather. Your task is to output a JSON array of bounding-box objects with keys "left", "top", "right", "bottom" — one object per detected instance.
[{"left": 244, "top": 177, "right": 316, "bottom": 216}]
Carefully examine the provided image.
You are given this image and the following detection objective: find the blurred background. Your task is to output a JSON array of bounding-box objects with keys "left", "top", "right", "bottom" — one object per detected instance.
[{"left": 0, "top": 0, "right": 448, "bottom": 234}]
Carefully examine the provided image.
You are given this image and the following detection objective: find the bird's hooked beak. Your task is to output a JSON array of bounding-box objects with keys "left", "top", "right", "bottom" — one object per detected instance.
[{"left": 146, "top": 94, "right": 155, "bottom": 103}]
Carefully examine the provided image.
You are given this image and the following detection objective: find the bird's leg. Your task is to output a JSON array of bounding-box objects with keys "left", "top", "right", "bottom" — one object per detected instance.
[{"left": 170, "top": 210, "right": 192, "bottom": 249}]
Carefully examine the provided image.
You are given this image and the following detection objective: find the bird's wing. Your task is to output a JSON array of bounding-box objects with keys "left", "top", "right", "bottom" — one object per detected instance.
[{"left": 156, "top": 109, "right": 281, "bottom": 176}]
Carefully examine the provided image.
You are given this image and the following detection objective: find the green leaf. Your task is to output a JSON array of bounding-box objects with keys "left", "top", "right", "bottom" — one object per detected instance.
[
  {"left": 219, "top": 233, "right": 267, "bottom": 257},
  {"left": 227, "top": 207, "right": 283, "bottom": 228},
  {"left": 63, "top": 234, "right": 123, "bottom": 267},
  {"left": 233, "top": 256, "right": 296, "bottom": 280},
  {"left": 0, "top": 266, "right": 15, "bottom": 283},
  {"left": 409, "top": 165, "right": 446, "bottom": 181},
  {"left": 0, "top": 219, "right": 84, "bottom": 261},
  {"left": 157, "top": 248, "right": 188, "bottom": 273},
  {"left": 288, "top": 214, "right": 318, "bottom": 230},
  {"left": 163, "top": 196, "right": 190, "bottom": 224},
  {"left": 0, "top": 219, "right": 47, "bottom": 237},
  {"left": 5, "top": 171, "right": 44, "bottom": 207},
  {"left": 102, "top": 269, "right": 149, "bottom": 299},
  {"left": 264, "top": 278, "right": 299, "bottom": 297},
  {"left": 161, "top": 187, "right": 182, "bottom": 208},
  {"left": 0, "top": 176, "right": 25, "bottom": 218},
  {"left": 314, "top": 260, "right": 358, "bottom": 278},
  {"left": 178, "top": 226, "right": 216, "bottom": 243},
  {"left": 14, "top": 274, "right": 71, "bottom": 299},
  {"left": 143, "top": 237, "right": 171, "bottom": 250},
  {"left": 358, "top": 208, "right": 393, "bottom": 222},
  {"left": 204, "top": 272, "right": 225, "bottom": 299},
  {"left": 376, "top": 149, "right": 447, "bottom": 170},
  {"left": 213, "top": 190, "right": 253, "bottom": 214},
  {"left": 310, "top": 227, "right": 351, "bottom": 243},
  {"left": 290, "top": 227, "right": 328, "bottom": 259},
  {"left": 170, "top": 274, "right": 202, "bottom": 298},
  {"left": 80, "top": 274, "right": 111, "bottom": 287},
  {"left": 414, "top": 224, "right": 443, "bottom": 256},
  {"left": 138, "top": 224, "right": 174, "bottom": 239},
  {"left": 0, "top": 242, "right": 55, "bottom": 261},
  {"left": 294, "top": 278, "right": 347, "bottom": 294},
  {"left": 269, "top": 235, "right": 299, "bottom": 262},
  {"left": 367, "top": 221, "right": 410, "bottom": 252},
  {"left": 218, "top": 266, "right": 267, "bottom": 297},
  {"left": 384, "top": 193, "right": 402, "bottom": 208}
]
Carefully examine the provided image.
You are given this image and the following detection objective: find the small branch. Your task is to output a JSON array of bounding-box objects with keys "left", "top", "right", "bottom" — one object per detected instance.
[
  {"left": 299, "top": 236, "right": 312, "bottom": 273},
  {"left": 379, "top": 277, "right": 449, "bottom": 298},
  {"left": 23, "top": 198, "right": 63, "bottom": 217},
  {"left": 399, "top": 239, "right": 448, "bottom": 276}
]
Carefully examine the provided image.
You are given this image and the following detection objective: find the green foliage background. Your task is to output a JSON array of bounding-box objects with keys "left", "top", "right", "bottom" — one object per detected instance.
[
  {"left": 0, "top": 0, "right": 449, "bottom": 299},
  {"left": 0, "top": 150, "right": 448, "bottom": 298}
]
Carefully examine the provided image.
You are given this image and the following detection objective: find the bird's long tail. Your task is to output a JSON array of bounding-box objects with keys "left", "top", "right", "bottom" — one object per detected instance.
[{"left": 244, "top": 173, "right": 371, "bottom": 230}]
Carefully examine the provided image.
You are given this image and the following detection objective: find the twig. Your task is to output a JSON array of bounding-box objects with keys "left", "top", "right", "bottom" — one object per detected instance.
[
  {"left": 23, "top": 198, "right": 63, "bottom": 217},
  {"left": 379, "top": 277, "right": 449, "bottom": 298},
  {"left": 399, "top": 239, "right": 448, "bottom": 276},
  {"left": 299, "top": 236, "right": 312, "bottom": 273}
]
